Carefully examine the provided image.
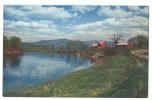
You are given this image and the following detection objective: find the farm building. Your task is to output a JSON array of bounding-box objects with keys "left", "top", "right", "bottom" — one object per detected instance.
[
  {"left": 116, "top": 43, "right": 132, "bottom": 48},
  {"left": 90, "top": 42, "right": 107, "bottom": 48},
  {"left": 97, "top": 42, "right": 107, "bottom": 48},
  {"left": 90, "top": 43, "right": 98, "bottom": 48}
]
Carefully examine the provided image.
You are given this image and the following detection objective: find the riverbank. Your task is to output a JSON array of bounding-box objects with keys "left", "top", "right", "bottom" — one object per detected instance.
[
  {"left": 131, "top": 49, "right": 148, "bottom": 60},
  {"left": 25, "top": 48, "right": 105, "bottom": 64},
  {"left": 4, "top": 48, "right": 148, "bottom": 97},
  {"left": 3, "top": 48, "right": 24, "bottom": 56}
]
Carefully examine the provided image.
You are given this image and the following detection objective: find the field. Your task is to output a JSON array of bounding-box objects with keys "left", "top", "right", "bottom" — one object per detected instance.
[{"left": 4, "top": 48, "right": 148, "bottom": 97}]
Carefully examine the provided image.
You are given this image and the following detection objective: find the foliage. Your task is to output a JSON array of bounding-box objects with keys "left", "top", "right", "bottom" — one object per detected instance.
[
  {"left": 3, "top": 36, "right": 22, "bottom": 49},
  {"left": 128, "top": 35, "right": 148, "bottom": 48},
  {"left": 50, "top": 44, "right": 55, "bottom": 52},
  {"left": 9, "top": 36, "right": 22, "bottom": 49},
  {"left": 24, "top": 40, "right": 87, "bottom": 53},
  {"left": 66, "top": 40, "right": 87, "bottom": 52},
  {"left": 3, "top": 36, "right": 9, "bottom": 49}
]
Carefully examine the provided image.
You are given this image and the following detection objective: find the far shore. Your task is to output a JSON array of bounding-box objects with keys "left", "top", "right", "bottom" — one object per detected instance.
[{"left": 3, "top": 48, "right": 24, "bottom": 56}]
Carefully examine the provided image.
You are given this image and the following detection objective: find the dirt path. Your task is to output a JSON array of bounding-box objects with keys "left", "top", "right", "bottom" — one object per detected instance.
[{"left": 131, "top": 49, "right": 148, "bottom": 60}]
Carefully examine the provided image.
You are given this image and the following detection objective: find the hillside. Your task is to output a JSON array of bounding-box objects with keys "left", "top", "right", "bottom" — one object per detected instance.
[
  {"left": 4, "top": 48, "right": 148, "bottom": 97},
  {"left": 22, "top": 39, "right": 72, "bottom": 47},
  {"left": 22, "top": 39, "right": 114, "bottom": 48}
]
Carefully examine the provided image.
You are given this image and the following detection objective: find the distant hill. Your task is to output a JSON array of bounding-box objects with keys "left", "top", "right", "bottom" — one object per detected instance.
[
  {"left": 83, "top": 40, "right": 100, "bottom": 46},
  {"left": 22, "top": 39, "right": 115, "bottom": 48},
  {"left": 22, "top": 39, "right": 72, "bottom": 48},
  {"left": 31, "top": 39, "right": 71, "bottom": 46}
]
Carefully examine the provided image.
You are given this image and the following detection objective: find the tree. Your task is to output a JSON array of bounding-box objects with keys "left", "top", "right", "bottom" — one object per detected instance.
[
  {"left": 128, "top": 35, "right": 148, "bottom": 48},
  {"left": 66, "top": 40, "right": 86, "bottom": 52},
  {"left": 50, "top": 44, "right": 55, "bottom": 52},
  {"left": 110, "top": 33, "right": 122, "bottom": 45},
  {"left": 9, "top": 36, "right": 22, "bottom": 49},
  {"left": 59, "top": 45, "right": 65, "bottom": 52},
  {"left": 3, "top": 36, "right": 9, "bottom": 49}
]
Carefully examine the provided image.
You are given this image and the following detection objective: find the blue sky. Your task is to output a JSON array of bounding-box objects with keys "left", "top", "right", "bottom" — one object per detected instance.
[{"left": 3, "top": 5, "right": 149, "bottom": 42}]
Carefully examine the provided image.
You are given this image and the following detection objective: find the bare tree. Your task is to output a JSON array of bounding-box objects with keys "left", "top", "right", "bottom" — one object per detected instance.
[{"left": 110, "top": 33, "right": 122, "bottom": 45}]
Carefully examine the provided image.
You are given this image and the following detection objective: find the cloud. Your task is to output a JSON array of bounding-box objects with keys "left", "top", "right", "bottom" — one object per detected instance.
[
  {"left": 3, "top": 31, "right": 18, "bottom": 37},
  {"left": 5, "top": 20, "right": 49, "bottom": 28},
  {"left": 71, "top": 5, "right": 96, "bottom": 13},
  {"left": 140, "top": 7, "right": 149, "bottom": 15},
  {"left": 4, "top": 20, "right": 57, "bottom": 29},
  {"left": 4, "top": 19, "right": 66, "bottom": 42},
  {"left": 98, "top": 6, "right": 133, "bottom": 18},
  {"left": 72, "top": 18, "right": 120, "bottom": 31},
  {"left": 4, "top": 29, "right": 66, "bottom": 42},
  {"left": 4, "top": 5, "right": 77, "bottom": 20},
  {"left": 128, "top": 6, "right": 141, "bottom": 11},
  {"left": 128, "top": 6, "right": 149, "bottom": 15},
  {"left": 70, "top": 15, "right": 148, "bottom": 41},
  {"left": 73, "top": 15, "right": 148, "bottom": 31},
  {"left": 4, "top": 6, "right": 149, "bottom": 42}
]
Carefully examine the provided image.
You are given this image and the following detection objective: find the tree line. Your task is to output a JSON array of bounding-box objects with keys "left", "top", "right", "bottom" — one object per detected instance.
[
  {"left": 24, "top": 40, "right": 87, "bottom": 53},
  {"left": 110, "top": 33, "right": 148, "bottom": 48},
  {"left": 3, "top": 36, "right": 22, "bottom": 50},
  {"left": 127, "top": 35, "right": 148, "bottom": 48},
  {"left": 4, "top": 34, "right": 148, "bottom": 52}
]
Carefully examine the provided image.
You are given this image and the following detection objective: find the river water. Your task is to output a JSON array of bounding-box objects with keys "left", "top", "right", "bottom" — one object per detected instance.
[{"left": 3, "top": 52, "right": 92, "bottom": 93}]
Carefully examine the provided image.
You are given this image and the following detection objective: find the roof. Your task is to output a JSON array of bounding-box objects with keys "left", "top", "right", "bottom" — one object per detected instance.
[
  {"left": 98, "top": 42, "right": 106, "bottom": 44},
  {"left": 117, "top": 43, "right": 130, "bottom": 46},
  {"left": 91, "top": 43, "right": 98, "bottom": 46}
]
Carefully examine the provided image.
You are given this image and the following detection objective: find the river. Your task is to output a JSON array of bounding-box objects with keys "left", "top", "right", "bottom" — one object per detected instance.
[{"left": 3, "top": 52, "right": 92, "bottom": 93}]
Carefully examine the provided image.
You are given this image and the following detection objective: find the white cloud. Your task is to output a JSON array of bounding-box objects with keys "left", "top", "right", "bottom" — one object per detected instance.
[
  {"left": 4, "top": 5, "right": 76, "bottom": 20},
  {"left": 71, "top": 5, "right": 96, "bottom": 13},
  {"left": 4, "top": 20, "right": 57, "bottom": 29},
  {"left": 70, "top": 15, "right": 148, "bottom": 41},
  {"left": 72, "top": 18, "right": 123, "bottom": 31},
  {"left": 3, "top": 31, "right": 18, "bottom": 37},
  {"left": 4, "top": 6, "right": 149, "bottom": 42},
  {"left": 4, "top": 19, "right": 66, "bottom": 42},
  {"left": 128, "top": 6, "right": 141, "bottom": 11},
  {"left": 98, "top": 6, "right": 133, "bottom": 18},
  {"left": 140, "top": 7, "right": 149, "bottom": 15},
  {"left": 127, "top": 6, "right": 148, "bottom": 16},
  {"left": 4, "top": 28, "right": 66, "bottom": 42},
  {"left": 4, "top": 6, "right": 25, "bottom": 17}
]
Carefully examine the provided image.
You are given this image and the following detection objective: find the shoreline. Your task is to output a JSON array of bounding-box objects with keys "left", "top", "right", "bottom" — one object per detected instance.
[
  {"left": 25, "top": 48, "right": 106, "bottom": 63},
  {"left": 3, "top": 48, "right": 24, "bottom": 56},
  {"left": 4, "top": 48, "right": 148, "bottom": 97}
]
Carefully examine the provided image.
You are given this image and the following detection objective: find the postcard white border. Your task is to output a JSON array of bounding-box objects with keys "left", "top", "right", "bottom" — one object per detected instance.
[{"left": 0, "top": 0, "right": 151, "bottom": 100}]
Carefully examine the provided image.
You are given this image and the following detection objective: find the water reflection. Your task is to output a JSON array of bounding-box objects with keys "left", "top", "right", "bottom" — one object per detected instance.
[
  {"left": 3, "top": 52, "right": 91, "bottom": 93},
  {"left": 4, "top": 54, "right": 22, "bottom": 68},
  {"left": 60, "top": 54, "right": 63, "bottom": 58},
  {"left": 10, "top": 55, "right": 22, "bottom": 67}
]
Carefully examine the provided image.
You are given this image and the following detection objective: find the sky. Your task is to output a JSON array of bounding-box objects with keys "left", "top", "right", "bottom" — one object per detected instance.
[{"left": 3, "top": 5, "right": 149, "bottom": 42}]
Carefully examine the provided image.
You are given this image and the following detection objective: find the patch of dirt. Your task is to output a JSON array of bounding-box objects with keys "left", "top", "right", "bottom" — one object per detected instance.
[{"left": 131, "top": 49, "right": 148, "bottom": 60}]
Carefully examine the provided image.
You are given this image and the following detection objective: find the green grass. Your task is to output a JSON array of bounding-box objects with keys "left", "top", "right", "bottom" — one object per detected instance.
[{"left": 4, "top": 48, "right": 148, "bottom": 97}]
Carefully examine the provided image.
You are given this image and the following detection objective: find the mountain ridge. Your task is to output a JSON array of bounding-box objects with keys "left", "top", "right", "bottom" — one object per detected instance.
[{"left": 22, "top": 39, "right": 114, "bottom": 47}]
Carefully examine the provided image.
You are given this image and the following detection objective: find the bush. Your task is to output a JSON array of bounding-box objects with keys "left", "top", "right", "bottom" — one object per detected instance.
[{"left": 102, "top": 47, "right": 131, "bottom": 57}]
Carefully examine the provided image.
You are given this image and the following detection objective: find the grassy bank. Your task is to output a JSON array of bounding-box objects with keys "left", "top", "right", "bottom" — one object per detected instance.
[{"left": 4, "top": 48, "right": 148, "bottom": 97}]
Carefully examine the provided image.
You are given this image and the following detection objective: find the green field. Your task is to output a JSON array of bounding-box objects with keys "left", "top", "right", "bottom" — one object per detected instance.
[{"left": 4, "top": 48, "right": 148, "bottom": 97}]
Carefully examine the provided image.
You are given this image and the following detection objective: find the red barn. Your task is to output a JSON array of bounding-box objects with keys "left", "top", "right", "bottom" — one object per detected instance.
[
  {"left": 90, "top": 42, "right": 107, "bottom": 48},
  {"left": 97, "top": 42, "right": 107, "bottom": 48},
  {"left": 126, "top": 43, "right": 133, "bottom": 48},
  {"left": 116, "top": 43, "right": 132, "bottom": 48}
]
